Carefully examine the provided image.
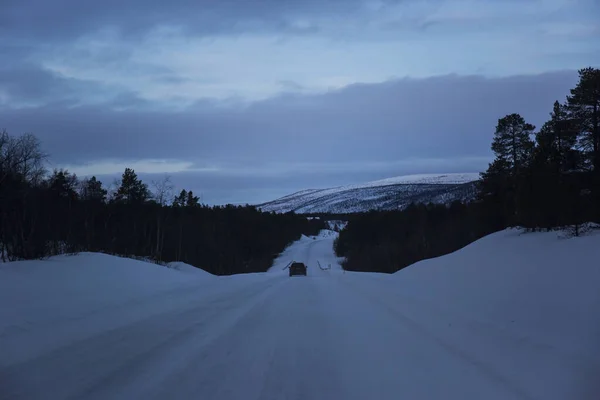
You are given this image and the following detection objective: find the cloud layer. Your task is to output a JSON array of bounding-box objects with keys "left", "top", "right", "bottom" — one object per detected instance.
[
  {"left": 2, "top": 71, "right": 578, "bottom": 203},
  {"left": 1, "top": 0, "right": 598, "bottom": 203}
]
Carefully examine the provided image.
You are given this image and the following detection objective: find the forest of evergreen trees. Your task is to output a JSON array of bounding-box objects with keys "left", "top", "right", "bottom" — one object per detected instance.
[
  {"left": 336, "top": 67, "right": 600, "bottom": 273},
  {"left": 0, "top": 139, "right": 323, "bottom": 274}
]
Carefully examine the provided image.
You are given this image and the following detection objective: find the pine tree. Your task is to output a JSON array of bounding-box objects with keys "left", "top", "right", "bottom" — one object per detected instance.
[
  {"left": 567, "top": 67, "right": 600, "bottom": 172},
  {"left": 535, "top": 101, "right": 580, "bottom": 172},
  {"left": 114, "top": 168, "right": 149, "bottom": 204},
  {"left": 480, "top": 114, "right": 535, "bottom": 226},
  {"left": 566, "top": 67, "right": 600, "bottom": 220},
  {"left": 491, "top": 113, "right": 535, "bottom": 176}
]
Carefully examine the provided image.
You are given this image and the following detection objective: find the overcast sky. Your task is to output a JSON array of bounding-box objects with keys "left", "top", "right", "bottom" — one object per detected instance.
[{"left": 2, "top": 0, "right": 599, "bottom": 204}]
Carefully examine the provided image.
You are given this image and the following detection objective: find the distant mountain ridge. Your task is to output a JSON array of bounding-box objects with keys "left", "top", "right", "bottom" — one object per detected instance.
[{"left": 256, "top": 173, "right": 480, "bottom": 214}]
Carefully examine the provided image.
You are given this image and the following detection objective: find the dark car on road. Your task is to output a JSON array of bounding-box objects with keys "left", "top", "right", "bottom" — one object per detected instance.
[{"left": 289, "top": 262, "right": 307, "bottom": 276}]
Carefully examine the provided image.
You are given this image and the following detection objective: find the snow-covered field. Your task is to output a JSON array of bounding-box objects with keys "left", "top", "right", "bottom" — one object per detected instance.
[
  {"left": 1, "top": 229, "right": 599, "bottom": 399},
  {"left": 256, "top": 173, "right": 479, "bottom": 214}
]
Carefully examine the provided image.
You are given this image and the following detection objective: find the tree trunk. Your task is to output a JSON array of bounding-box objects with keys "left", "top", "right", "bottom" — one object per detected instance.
[
  {"left": 155, "top": 213, "right": 161, "bottom": 262},
  {"left": 178, "top": 220, "right": 183, "bottom": 261}
]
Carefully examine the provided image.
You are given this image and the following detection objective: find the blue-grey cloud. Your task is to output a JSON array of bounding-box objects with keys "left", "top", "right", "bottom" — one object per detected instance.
[
  {"left": 1, "top": 70, "right": 578, "bottom": 203},
  {"left": 0, "top": 66, "right": 102, "bottom": 108},
  {"left": 2, "top": 0, "right": 597, "bottom": 104},
  {"left": 2, "top": 0, "right": 596, "bottom": 203},
  {"left": 0, "top": 59, "right": 148, "bottom": 108},
  {"left": 0, "top": 0, "right": 398, "bottom": 41},
  {"left": 4, "top": 0, "right": 598, "bottom": 44}
]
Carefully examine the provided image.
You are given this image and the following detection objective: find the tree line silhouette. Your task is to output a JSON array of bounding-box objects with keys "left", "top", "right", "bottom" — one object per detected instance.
[
  {"left": 336, "top": 67, "right": 600, "bottom": 273},
  {"left": 0, "top": 139, "right": 323, "bottom": 274}
]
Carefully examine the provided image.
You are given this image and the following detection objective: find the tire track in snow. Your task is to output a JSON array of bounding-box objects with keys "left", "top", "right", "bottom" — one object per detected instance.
[
  {"left": 340, "top": 276, "right": 538, "bottom": 400},
  {"left": 0, "top": 276, "right": 285, "bottom": 400}
]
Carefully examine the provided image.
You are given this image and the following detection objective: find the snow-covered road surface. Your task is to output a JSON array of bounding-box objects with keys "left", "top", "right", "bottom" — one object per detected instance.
[{"left": 1, "top": 230, "right": 599, "bottom": 399}]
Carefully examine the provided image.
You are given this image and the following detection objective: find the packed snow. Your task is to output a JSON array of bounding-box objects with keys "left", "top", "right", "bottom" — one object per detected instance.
[
  {"left": 269, "top": 229, "right": 345, "bottom": 273},
  {"left": 1, "top": 229, "right": 598, "bottom": 399}
]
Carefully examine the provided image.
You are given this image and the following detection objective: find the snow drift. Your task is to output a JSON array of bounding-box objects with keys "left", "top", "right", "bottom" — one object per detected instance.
[
  {"left": 392, "top": 228, "right": 600, "bottom": 357},
  {"left": 0, "top": 253, "right": 214, "bottom": 363},
  {"left": 0, "top": 252, "right": 212, "bottom": 325},
  {"left": 346, "top": 228, "right": 600, "bottom": 399}
]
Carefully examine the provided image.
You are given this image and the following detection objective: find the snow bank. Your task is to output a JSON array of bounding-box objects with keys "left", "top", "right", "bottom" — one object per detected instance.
[
  {"left": 0, "top": 252, "right": 212, "bottom": 339},
  {"left": 353, "top": 227, "right": 600, "bottom": 398},
  {"left": 166, "top": 261, "right": 214, "bottom": 276},
  {"left": 337, "top": 228, "right": 600, "bottom": 399},
  {"left": 391, "top": 228, "right": 600, "bottom": 356}
]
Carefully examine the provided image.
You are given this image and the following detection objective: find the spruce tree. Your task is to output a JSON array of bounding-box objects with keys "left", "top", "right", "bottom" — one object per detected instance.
[
  {"left": 186, "top": 190, "right": 200, "bottom": 207},
  {"left": 49, "top": 169, "right": 78, "bottom": 199},
  {"left": 479, "top": 158, "right": 513, "bottom": 218},
  {"left": 80, "top": 176, "right": 107, "bottom": 202},
  {"left": 173, "top": 189, "right": 187, "bottom": 207}
]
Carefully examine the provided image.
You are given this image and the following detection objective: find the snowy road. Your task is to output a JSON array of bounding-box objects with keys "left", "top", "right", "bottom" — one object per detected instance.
[{"left": 1, "top": 231, "right": 599, "bottom": 399}]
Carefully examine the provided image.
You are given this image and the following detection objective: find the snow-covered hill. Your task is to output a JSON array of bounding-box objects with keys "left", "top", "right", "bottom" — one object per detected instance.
[{"left": 257, "top": 173, "right": 480, "bottom": 214}]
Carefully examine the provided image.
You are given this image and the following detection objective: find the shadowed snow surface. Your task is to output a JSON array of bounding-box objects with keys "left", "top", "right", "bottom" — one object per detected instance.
[{"left": 1, "top": 229, "right": 599, "bottom": 399}]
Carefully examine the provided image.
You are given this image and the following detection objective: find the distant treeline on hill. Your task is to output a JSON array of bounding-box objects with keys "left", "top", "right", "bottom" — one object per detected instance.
[
  {"left": 0, "top": 141, "right": 324, "bottom": 274},
  {"left": 336, "top": 67, "right": 600, "bottom": 273}
]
